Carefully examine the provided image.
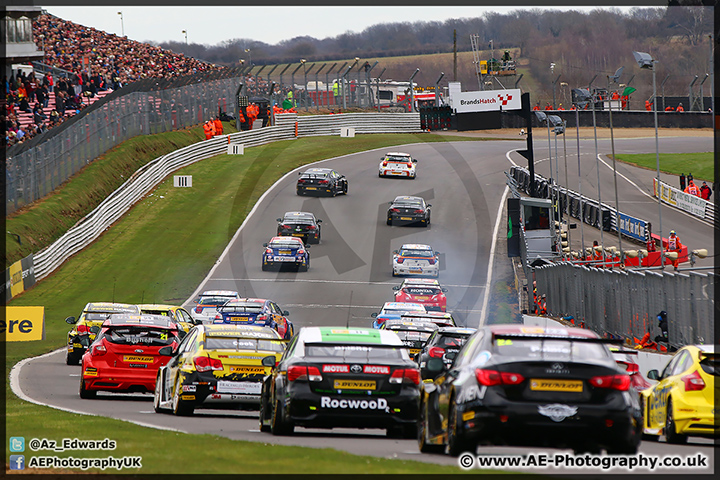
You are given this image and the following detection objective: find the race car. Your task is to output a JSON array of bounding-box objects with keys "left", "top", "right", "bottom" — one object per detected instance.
[
  {"left": 371, "top": 301, "right": 427, "bottom": 329},
  {"left": 296, "top": 168, "right": 348, "bottom": 196},
  {"left": 212, "top": 298, "right": 294, "bottom": 339},
  {"left": 190, "top": 290, "right": 240, "bottom": 325},
  {"left": 262, "top": 236, "right": 310, "bottom": 272},
  {"left": 392, "top": 244, "right": 440, "bottom": 278},
  {"left": 65, "top": 302, "right": 141, "bottom": 365},
  {"left": 276, "top": 211, "right": 322, "bottom": 244},
  {"left": 378, "top": 152, "right": 417, "bottom": 179},
  {"left": 640, "top": 344, "right": 717, "bottom": 443},
  {"left": 393, "top": 278, "right": 448, "bottom": 311},
  {"left": 415, "top": 327, "right": 476, "bottom": 379},
  {"left": 259, "top": 326, "right": 421, "bottom": 438},
  {"left": 400, "top": 311, "right": 456, "bottom": 328},
  {"left": 386, "top": 196, "right": 430, "bottom": 226},
  {"left": 138, "top": 304, "right": 198, "bottom": 335},
  {"left": 380, "top": 318, "right": 438, "bottom": 358},
  {"left": 418, "top": 325, "right": 641, "bottom": 456},
  {"left": 79, "top": 314, "right": 181, "bottom": 399},
  {"left": 153, "top": 324, "right": 286, "bottom": 415}
]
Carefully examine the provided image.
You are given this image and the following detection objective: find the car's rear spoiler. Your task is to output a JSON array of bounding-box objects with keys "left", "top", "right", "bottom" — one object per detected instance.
[{"left": 492, "top": 333, "right": 624, "bottom": 345}]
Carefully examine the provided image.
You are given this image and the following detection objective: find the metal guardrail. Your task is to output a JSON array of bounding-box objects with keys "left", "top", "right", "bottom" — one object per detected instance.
[
  {"left": 653, "top": 178, "right": 716, "bottom": 224},
  {"left": 31, "top": 113, "right": 421, "bottom": 281}
]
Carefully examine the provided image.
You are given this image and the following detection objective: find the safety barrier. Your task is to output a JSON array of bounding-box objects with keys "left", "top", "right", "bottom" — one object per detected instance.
[
  {"left": 653, "top": 178, "right": 715, "bottom": 224},
  {"left": 30, "top": 113, "right": 421, "bottom": 281}
]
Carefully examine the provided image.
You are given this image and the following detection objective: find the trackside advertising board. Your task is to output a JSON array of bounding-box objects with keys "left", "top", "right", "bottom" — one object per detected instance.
[
  {"left": 2, "top": 254, "right": 36, "bottom": 302},
  {"left": 3, "top": 306, "right": 45, "bottom": 341},
  {"left": 452, "top": 89, "right": 522, "bottom": 113}
]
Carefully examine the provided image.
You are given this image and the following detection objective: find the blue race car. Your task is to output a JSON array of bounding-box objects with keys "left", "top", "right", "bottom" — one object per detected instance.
[
  {"left": 262, "top": 236, "right": 310, "bottom": 272},
  {"left": 370, "top": 301, "right": 427, "bottom": 329},
  {"left": 212, "top": 298, "right": 295, "bottom": 339}
]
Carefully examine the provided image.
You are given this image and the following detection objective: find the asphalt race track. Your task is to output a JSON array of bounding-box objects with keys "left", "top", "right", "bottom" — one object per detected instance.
[{"left": 14, "top": 136, "right": 714, "bottom": 474}]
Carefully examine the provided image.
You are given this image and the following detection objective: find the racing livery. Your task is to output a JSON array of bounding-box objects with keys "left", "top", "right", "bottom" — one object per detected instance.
[
  {"left": 418, "top": 325, "right": 641, "bottom": 456},
  {"left": 138, "top": 304, "right": 198, "bottom": 335},
  {"left": 80, "top": 314, "right": 181, "bottom": 398},
  {"left": 153, "top": 324, "right": 286, "bottom": 415},
  {"left": 378, "top": 152, "right": 417, "bottom": 179},
  {"left": 371, "top": 302, "right": 427, "bottom": 329},
  {"left": 393, "top": 278, "right": 448, "bottom": 311},
  {"left": 296, "top": 168, "right": 348, "bottom": 196},
  {"left": 212, "top": 298, "right": 294, "bottom": 339},
  {"left": 190, "top": 290, "right": 240, "bottom": 325},
  {"left": 640, "top": 345, "right": 718, "bottom": 443},
  {"left": 400, "top": 311, "right": 456, "bottom": 328},
  {"left": 276, "top": 211, "right": 322, "bottom": 244},
  {"left": 262, "top": 236, "right": 310, "bottom": 272},
  {"left": 65, "top": 302, "right": 140, "bottom": 365},
  {"left": 386, "top": 196, "right": 431, "bottom": 227},
  {"left": 415, "top": 327, "right": 476, "bottom": 379},
  {"left": 392, "top": 244, "right": 440, "bottom": 277},
  {"left": 259, "top": 327, "right": 421, "bottom": 438},
  {"left": 380, "top": 318, "right": 438, "bottom": 357}
]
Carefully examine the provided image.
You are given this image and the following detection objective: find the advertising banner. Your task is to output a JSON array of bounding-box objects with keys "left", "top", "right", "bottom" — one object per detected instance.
[
  {"left": 653, "top": 178, "right": 708, "bottom": 218},
  {"left": 452, "top": 89, "right": 522, "bottom": 113},
  {"left": 3, "top": 306, "right": 45, "bottom": 341},
  {"left": 617, "top": 213, "right": 648, "bottom": 242},
  {"left": 3, "top": 254, "right": 36, "bottom": 303}
]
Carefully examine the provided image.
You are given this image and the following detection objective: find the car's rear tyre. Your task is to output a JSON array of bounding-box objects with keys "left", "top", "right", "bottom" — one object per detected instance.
[
  {"left": 387, "top": 218, "right": 392, "bottom": 226},
  {"left": 419, "top": 401, "right": 445, "bottom": 453},
  {"left": 172, "top": 378, "right": 194, "bottom": 416},
  {"left": 665, "top": 398, "right": 687, "bottom": 444},
  {"left": 66, "top": 350, "right": 80, "bottom": 365},
  {"left": 343, "top": 183, "right": 348, "bottom": 194},
  {"left": 446, "top": 401, "right": 473, "bottom": 456},
  {"left": 379, "top": 172, "right": 383, "bottom": 178},
  {"left": 262, "top": 263, "right": 270, "bottom": 271},
  {"left": 259, "top": 394, "right": 272, "bottom": 432},
  {"left": 271, "top": 399, "right": 294, "bottom": 435},
  {"left": 79, "top": 379, "right": 96, "bottom": 399},
  {"left": 605, "top": 436, "right": 639, "bottom": 454}
]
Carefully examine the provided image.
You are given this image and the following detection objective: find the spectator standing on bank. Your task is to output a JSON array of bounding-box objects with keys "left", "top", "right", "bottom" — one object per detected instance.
[
  {"left": 684, "top": 180, "right": 700, "bottom": 197},
  {"left": 679, "top": 173, "right": 686, "bottom": 190},
  {"left": 676, "top": 103, "right": 684, "bottom": 112},
  {"left": 203, "top": 120, "right": 213, "bottom": 140},
  {"left": 213, "top": 116, "right": 223, "bottom": 136},
  {"left": 654, "top": 311, "right": 668, "bottom": 344},
  {"left": 700, "top": 182, "right": 711, "bottom": 200}
]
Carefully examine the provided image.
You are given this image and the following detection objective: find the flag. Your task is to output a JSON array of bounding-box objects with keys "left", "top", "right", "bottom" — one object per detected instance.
[{"left": 622, "top": 86, "right": 637, "bottom": 96}]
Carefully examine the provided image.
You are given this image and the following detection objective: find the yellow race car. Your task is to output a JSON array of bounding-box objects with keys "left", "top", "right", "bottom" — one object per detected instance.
[
  {"left": 65, "top": 302, "right": 140, "bottom": 365},
  {"left": 152, "top": 324, "right": 286, "bottom": 416},
  {"left": 640, "top": 344, "right": 718, "bottom": 443},
  {"left": 138, "top": 304, "right": 198, "bottom": 335}
]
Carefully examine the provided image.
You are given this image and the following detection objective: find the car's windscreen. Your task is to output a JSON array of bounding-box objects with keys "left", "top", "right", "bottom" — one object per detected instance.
[
  {"left": 305, "top": 344, "right": 406, "bottom": 360},
  {"left": 492, "top": 338, "right": 611, "bottom": 360},
  {"left": 198, "top": 297, "right": 233, "bottom": 306},
  {"left": 205, "top": 337, "right": 285, "bottom": 352},
  {"left": 437, "top": 334, "right": 470, "bottom": 348},
  {"left": 699, "top": 355, "right": 719, "bottom": 376},
  {"left": 403, "top": 287, "right": 440, "bottom": 295},
  {"left": 221, "top": 303, "right": 264, "bottom": 313},
  {"left": 141, "top": 309, "right": 171, "bottom": 316},
  {"left": 390, "top": 330, "right": 433, "bottom": 343},
  {"left": 301, "top": 173, "right": 328, "bottom": 179},
  {"left": 399, "top": 249, "right": 433, "bottom": 257},
  {"left": 84, "top": 313, "right": 112, "bottom": 322},
  {"left": 104, "top": 327, "right": 175, "bottom": 346}
]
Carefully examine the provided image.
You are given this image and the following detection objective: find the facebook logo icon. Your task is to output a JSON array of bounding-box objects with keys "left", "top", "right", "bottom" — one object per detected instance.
[{"left": 10, "top": 455, "right": 25, "bottom": 470}]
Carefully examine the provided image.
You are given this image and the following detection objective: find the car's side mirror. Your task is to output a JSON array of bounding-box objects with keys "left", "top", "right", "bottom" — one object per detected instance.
[
  {"left": 647, "top": 369, "right": 660, "bottom": 380},
  {"left": 412, "top": 159, "right": 418, "bottom": 163},
  {"left": 263, "top": 243, "right": 268, "bottom": 247},
  {"left": 427, "top": 204, "right": 432, "bottom": 207},
  {"left": 392, "top": 286, "right": 400, "bottom": 291},
  {"left": 276, "top": 218, "right": 282, "bottom": 222},
  {"left": 426, "top": 358, "right": 444, "bottom": 373},
  {"left": 158, "top": 345, "right": 176, "bottom": 356},
  {"left": 445, "top": 351, "right": 457, "bottom": 361},
  {"left": 317, "top": 219, "right": 322, "bottom": 223},
  {"left": 262, "top": 355, "right": 277, "bottom": 367},
  {"left": 388, "top": 201, "right": 393, "bottom": 205},
  {"left": 305, "top": 244, "right": 311, "bottom": 249},
  {"left": 371, "top": 313, "right": 378, "bottom": 318},
  {"left": 89, "top": 326, "right": 100, "bottom": 334},
  {"left": 442, "top": 288, "right": 448, "bottom": 293},
  {"left": 282, "top": 310, "right": 289, "bottom": 316},
  {"left": 298, "top": 172, "right": 302, "bottom": 175},
  {"left": 392, "top": 250, "right": 398, "bottom": 254},
  {"left": 65, "top": 316, "right": 76, "bottom": 324}
]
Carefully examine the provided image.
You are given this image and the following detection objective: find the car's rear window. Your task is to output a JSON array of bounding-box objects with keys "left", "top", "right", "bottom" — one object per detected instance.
[
  {"left": 221, "top": 303, "right": 264, "bottom": 313},
  {"left": 305, "top": 344, "right": 406, "bottom": 360},
  {"left": 84, "top": 313, "right": 112, "bottom": 321},
  {"left": 270, "top": 241, "right": 301, "bottom": 248},
  {"left": 399, "top": 249, "right": 433, "bottom": 257},
  {"left": 104, "top": 327, "right": 176, "bottom": 346},
  {"left": 437, "top": 334, "right": 470, "bottom": 348},
  {"left": 205, "top": 337, "right": 285, "bottom": 352},
  {"left": 404, "top": 287, "right": 440, "bottom": 295},
  {"left": 198, "top": 297, "right": 233, "bottom": 306},
  {"left": 699, "top": 355, "right": 719, "bottom": 376},
  {"left": 387, "top": 159, "right": 410, "bottom": 164},
  {"left": 492, "top": 338, "right": 611, "bottom": 360}
]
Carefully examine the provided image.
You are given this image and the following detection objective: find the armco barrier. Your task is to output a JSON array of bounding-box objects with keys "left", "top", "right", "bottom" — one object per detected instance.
[
  {"left": 653, "top": 178, "right": 715, "bottom": 224},
  {"left": 30, "top": 113, "right": 421, "bottom": 281}
]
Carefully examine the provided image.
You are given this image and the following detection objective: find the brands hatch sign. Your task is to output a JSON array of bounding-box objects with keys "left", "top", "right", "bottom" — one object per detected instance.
[{"left": 453, "top": 89, "right": 522, "bottom": 113}]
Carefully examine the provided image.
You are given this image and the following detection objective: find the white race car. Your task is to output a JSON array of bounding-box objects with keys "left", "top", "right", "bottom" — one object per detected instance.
[
  {"left": 378, "top": 152, "right": 417, "bottom": 178},
  {"left": 392, "top": 244, "right": 440, "bottom": 278},
  {"left": 190, "top": 290, "right": 240, "bottom": 324}
]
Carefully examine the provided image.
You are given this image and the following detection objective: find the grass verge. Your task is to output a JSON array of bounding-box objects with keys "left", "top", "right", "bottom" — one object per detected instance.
[
  {"left": 613, "top": 152, "right": 713, "bottom": 182},
  {"left": 7, "top": 132, "right": 496, "bottom": 474}
]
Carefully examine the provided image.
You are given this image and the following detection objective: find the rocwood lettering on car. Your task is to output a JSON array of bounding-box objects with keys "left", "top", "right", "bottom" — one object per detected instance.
[{"left": 320, "top": 397, "right": 389, "bottom": 411}]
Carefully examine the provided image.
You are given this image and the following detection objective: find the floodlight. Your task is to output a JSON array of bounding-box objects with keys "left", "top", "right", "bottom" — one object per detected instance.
[
  {"left": 633, "top": 51, "right": 654, "bottom": 69},
  {"left": 534, "top": 111, "right": 547, "bottom": 123}
]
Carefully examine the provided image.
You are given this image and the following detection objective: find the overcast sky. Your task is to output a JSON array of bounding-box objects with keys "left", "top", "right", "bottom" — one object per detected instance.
[{"left": 44, "top": 6, "right": 641, "bottom": 47}]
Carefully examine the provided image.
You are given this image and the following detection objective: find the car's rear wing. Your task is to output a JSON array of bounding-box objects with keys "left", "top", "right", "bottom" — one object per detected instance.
[{"left": 492, "top": 333, "right": 624, "bottom": 345}]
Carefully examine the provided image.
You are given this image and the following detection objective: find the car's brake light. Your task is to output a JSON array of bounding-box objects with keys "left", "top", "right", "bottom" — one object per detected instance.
[
  {"left": 195, "top": 306, "right": 203, "bottom": 313},
  {"left": 307, "top": 225, "right": 316, "bottom": 231},
  {"left": 297, "top": 178, "right": 305, "bottom": 184},
  {"left": 475, "top": 369, "right": 525, "bottom": 386},
  {"left": 288, "top": 365, "right": 323, "bottom": 382},
  {"left": 319, "top": 179, "right": 329, "bottom": 185},
  {"left": 389, "top": 368, "right": 420, "bottom": 385},
  {"left": 298, "top": 249, "right": 305, "bottom": 255},
  {"left": 382, "top": 161, "right": 388, "bottom": 167},
  {"left": 406, "top": 162, "right": 413, "bottom": 168},
  {"left": 396, "top": 257, "right": 404, "bottom": 264},
  {"left": 194, "top": 356, "right": 223, "bottom": 372},
  {"left": 589, "top": 374, "right": 630, "bottom": 391},
  {"left": 681, "top": 370, "right": 705, "bottom": 391},
  {"left": 390, "top": 208, "right": 399, "bottom": 213},
  {"left": 92, "top": 344, "right": 106, "bottom": 356},
  {"left": 414, "top": 209, "right": 424, "bottom": 214},
  {"left": 256, "top": 314, "right": 267, "bottom": 322},
  {"left": 427, "top": 258, "right": 435, "bottom": 265},
  {"left": 280, "top": 224, "right": 289, "bottom": 229},
  {"left": 428, "top": 347, "right": 445, "bottom": 358},
  {"left": 77, "top": 324, "right": 89, "bottom": 334},
  {"left": 214, "top": 314, "right": 222, "bottom": 320},
  {"left": 265, "top": 248, "right": 273, "bottom": 254},
  {"left": 307, "top": 366, "right": 322, "bottom": 382}
]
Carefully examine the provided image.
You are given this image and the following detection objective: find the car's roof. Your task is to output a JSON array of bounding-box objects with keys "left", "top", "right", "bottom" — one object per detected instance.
[
  {"left": 225, "top": 298, "right": 267, "bottom": 305},
  {"left": 487, "top": 325, "right": 599, "bottom": 339},
  {"left": 385, "top": 152, "right": 411, "bottom": 157},
  {"left": 200, "top": 290, "right": 239, "bottom": 297},
  {"left": 301, "top": 326, "right": 403, "bottom": 346},
  {"left": 401, "top": 312, "right": 453, "bottom": 320},
  {"left": 437, "top": 327, "right": 477, "bottom": 335},
  {"left": 83, "top": 302, "right": 140, "bottom": 314},
  {"left": 401, "top": 278, "right": 441, "bottom": 286},
  {"left": 399, "top": 244, "right": 432, "bottom": 250},
  {"left": 381, "top": 302, "right": 426, "bottom": 311},
  {"left": 138, "top": 304, "right": 181, "bottom": 311},
  {"left": 392, "top": 196, "right": 423, "bottom": 203},
  {"left": 103, "top": 314, "right": 177, "bottom": 329},
  {"left": 686, "top": 344, "right": 716, "bottom": 354},
  {"left": 202, "top": 324, "right": 281, "bottom": 339}
]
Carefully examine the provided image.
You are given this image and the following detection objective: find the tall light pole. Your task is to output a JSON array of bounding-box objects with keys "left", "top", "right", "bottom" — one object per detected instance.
[
  {"left": 588, "top": 75, "right": 605, "bottom": 261},
  {"left": 301, "top": 59, "right": 307, "bottom": 110},
  {"left": 117, "top": 11, "right": 124, "bottom": 37},
  {"left": 245, "top": 48, "right": 252, "bottom": 66},
  {"left": 608, "top": 66, "right": 624, "bottom": 263},
  {"left": 182, "top": 30, "right": 188, "bottom": 45},
  {"left": 634, "top": 51, "right": 665, "bottom": 268},
  {"left": 409, "top": 68, "right": 420, "bottom": 112}
]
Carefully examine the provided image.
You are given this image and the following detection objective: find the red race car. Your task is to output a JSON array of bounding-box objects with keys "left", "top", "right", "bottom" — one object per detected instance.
[
  {"left": 80, "top": 314, "right": 181, "bottom": 399},
  {"left": 393, "top": 278, "right": 448, "bottom": 312}
]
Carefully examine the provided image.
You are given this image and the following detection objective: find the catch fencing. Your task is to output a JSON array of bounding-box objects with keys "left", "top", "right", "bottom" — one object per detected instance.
[{"left": 30, "top": 112, "right": 421, "bottom": 282}]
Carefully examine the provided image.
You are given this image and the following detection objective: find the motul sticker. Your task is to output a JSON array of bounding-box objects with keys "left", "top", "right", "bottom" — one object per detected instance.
[
  {"left": 323, "top": 364, "right": 350, "bottom": 373},
  {"left": 363, "top": 365, "right": 390, "bottom": 374},
  {"left": 320, "top": 397, "right": 389, "bottom": 412}
]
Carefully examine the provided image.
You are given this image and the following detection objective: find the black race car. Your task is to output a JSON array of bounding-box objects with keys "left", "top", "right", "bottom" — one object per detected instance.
[
  {"left": 386, "top": 196, "right": 431, "bottom": 226},
  {"left": 296, "top": 168, "right": 348, "bottom": 196},
  {"left": 415, "top": 327, "right": 476, "bottom": 379},
  {"left": 379, "top": 318, "right": 438, "bottom": 359},
  {"left": 276, "top": 211, "right": 322, "bottom": 244},
  {"left": 259, "top": 326, "right": 421, "bottom": 438},
  {"left": 418, "top": 325, "right": 642, "bottom": 456}
]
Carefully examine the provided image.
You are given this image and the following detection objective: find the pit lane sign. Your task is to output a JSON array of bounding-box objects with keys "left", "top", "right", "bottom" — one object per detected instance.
[{"left": 452, "top": 89, "right": 521, "bottom": 113}]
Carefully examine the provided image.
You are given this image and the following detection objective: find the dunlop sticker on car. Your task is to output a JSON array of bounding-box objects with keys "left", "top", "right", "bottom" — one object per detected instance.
[
  {"left": 334, "top": 379, "right": 376, "bottom": 390},
  {"left": 530, "top": 379, "right": 583, "bottom": 392},
  {"left": 123, "top": 355, "right": 153, "bottom": 363},
  {"left": 229, "top": 366, "right": 265, "bottom": 374}
]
